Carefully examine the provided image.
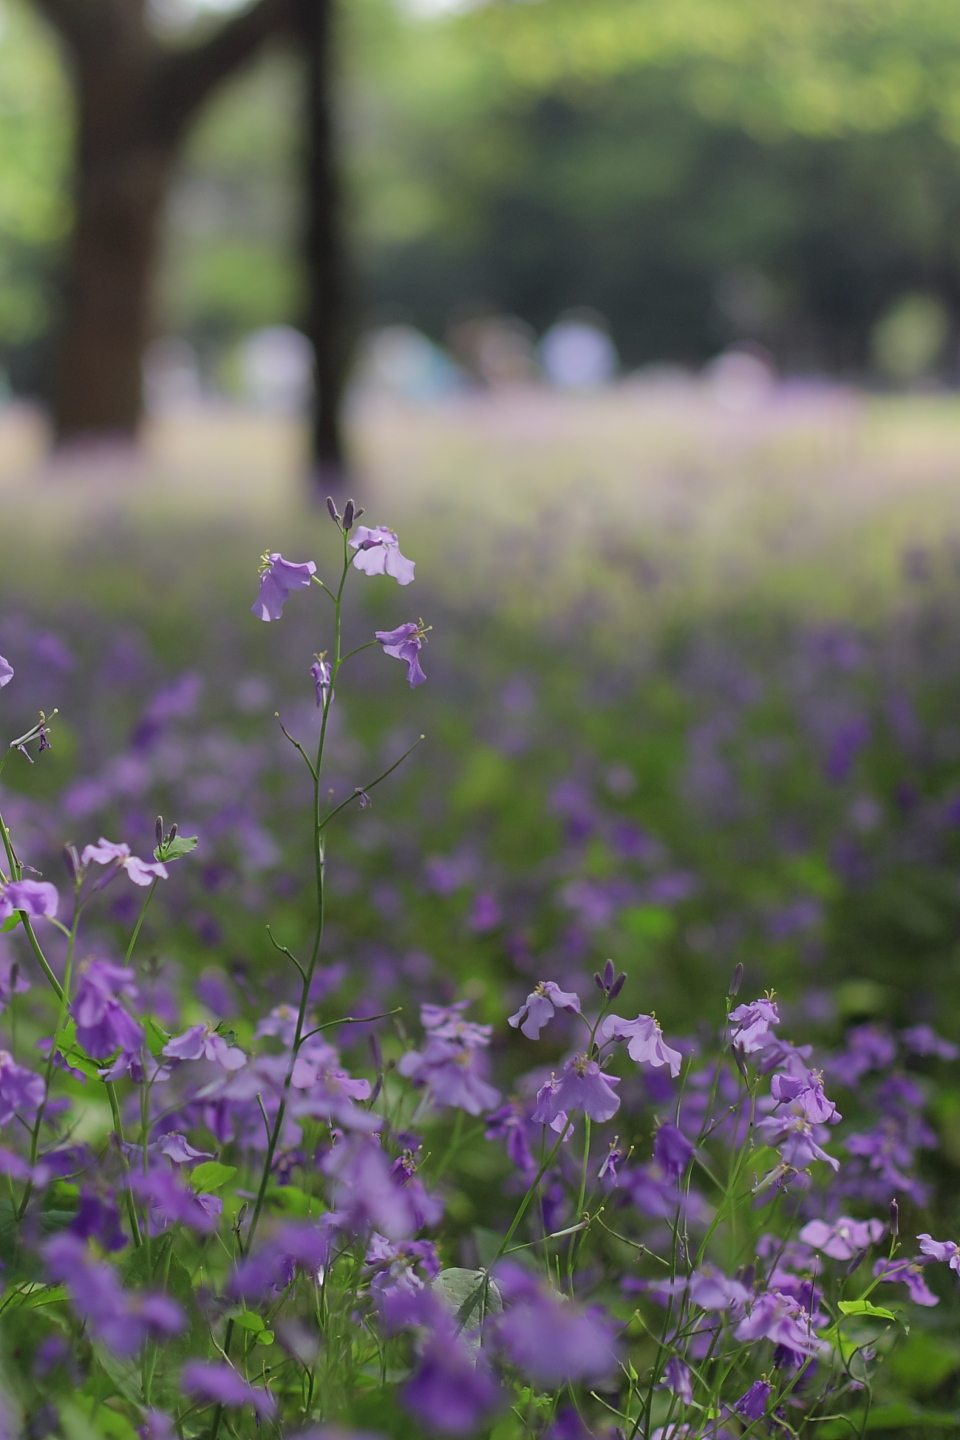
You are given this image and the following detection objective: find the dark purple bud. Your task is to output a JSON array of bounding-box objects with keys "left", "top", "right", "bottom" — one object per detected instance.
[
  {"left": 602, "top": 959, "right": 615, "bottom": 991},
  {"left": 354, "top": 506, "right": 365, "bottom": 521},
  {"left": 168, "top": 823, "right": 178, "bottom": 842},
  {"left": 369, "top": 1074, "right": 383, "bottom": 1106},
  {"left": 593, "top": 972, "right": 605, "bottom": 993},
  {"left": 326, "top": 496, "right": 341, "bottom": 525},
  {"left": 740, "top": 1263, "right": 755, "bottom": 1290},
  {"left": 63, "top": 844, "right": 80, "bottom": 882},
  {"left": 889, "top": 1198, "right": 899, "bottom": 1237},
  {"left": 155, "top": 816, "right": 164, "bottom": 844},
  {"left": 609, "top": 970, "right": 627, "bottom": 1000},
  {"left": 732, "top": 1043, "right": 749, "bottom": 1081},
  {"left": 846, "top": 1248, "right": 869, "bottom": 1276},
  {"left": 368, "top": 1031, "right": 383, "bottom": 1072},
  {"left": 342, "top": 498, "right": 356, "bottom": 530},
  {"left": 729, "top": 962, "right": 744, "bottom": 997}
]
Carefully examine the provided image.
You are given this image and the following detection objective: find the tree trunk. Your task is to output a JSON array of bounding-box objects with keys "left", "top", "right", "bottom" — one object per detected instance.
[
  {"left": 53, "top": 140, "right": 172, "bottom": 443},
  {"left": 297, "top": 0, "right": 352, "bottom": 492},
  {"left": 34, "top": 0, "right": 290, "bottom": 450}
]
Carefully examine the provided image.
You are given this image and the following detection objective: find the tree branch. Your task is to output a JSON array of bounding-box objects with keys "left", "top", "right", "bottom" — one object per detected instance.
[{"left": 151, "top": 0, "right": 292, "bottom": 146}]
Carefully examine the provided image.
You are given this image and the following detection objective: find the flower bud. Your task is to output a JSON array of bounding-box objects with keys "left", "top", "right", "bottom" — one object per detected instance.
[
  {"left": 609, "top": 970, "right": 627, "bottom": 1001},
  {"left": 342, "top": 498, "right": 356, "bottom": 531},
  {"left": 326, "top": 496, "right": 341, "bottom": 525},
  {"left": 602, "top": 958, "right": 615, "bottom": 991},
  {"left": 168, "top": 823, "right": 178, "bottom": 842},
  {"left": 729, "top": 962, "right": 744, "bottom": 997},
  {"left": 593, "top": 971, "right": 605, "bottom": 993},
  {"left": 732, "top": 1043, "right": 749, "bottom": 1081},
  {"left": 63, "top": 844, "right": 80, "bottom": 882},
  {"left": 155, "top": 816, "right": 164, "bottom": 845},
  {"left": 889, "top": 1198, "right": 899, "bottom": 1237}
]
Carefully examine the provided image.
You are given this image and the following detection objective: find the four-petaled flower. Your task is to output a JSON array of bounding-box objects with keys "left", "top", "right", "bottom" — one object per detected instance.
[
  {"left": 729, "top": 996, "right": 780, "bottom": 1053},
  {"left": 0, "top": 878, "right": 58, "bottom": 924},
  {"left": 918, "top": 1233, "right": 960, "bottom": 1272},
  {"left": 799, "top": 1216, "right": 885, "bottom": 1260},
  {"left": 81, "top": 838, "right": 168, "bottom": 887},
  {"left": 532, "top": 1054, "right": 621, "bottom": 1126},
  {"left": 376, "top": 622, "right": 428, "bottom": 687},
  {"left": 349, "top": 526, "right": 415, "bottom": 585},
  {"left": 251, "top": 552, "right": 317, "bottom": 622},
  {"left": 0, "top": 654, "right": 12, "bottom": 688},
  {"left": 599, "top": 1012, "right": 683, "bottom": 1077},
  {"left": 508, "top": 981, "right": 581, "bottom": 1040}
]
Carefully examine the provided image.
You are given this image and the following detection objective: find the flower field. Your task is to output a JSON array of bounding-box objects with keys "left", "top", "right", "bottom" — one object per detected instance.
[{"left": 1, "top": 390, "right": 960, "bottom": 1437}]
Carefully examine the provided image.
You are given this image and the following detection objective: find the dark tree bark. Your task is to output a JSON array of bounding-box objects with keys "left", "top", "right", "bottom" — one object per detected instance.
[
  {"left": 33, "top": 0, "right": 289, "bottom": 446},
  {"left": 294, "top": 0, "right": 351, "bottom": 491}
]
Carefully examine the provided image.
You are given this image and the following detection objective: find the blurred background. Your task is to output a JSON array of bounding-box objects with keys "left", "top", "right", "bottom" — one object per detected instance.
[{"left": 3, "top": 0, "right": 960, "bottom": 1056}]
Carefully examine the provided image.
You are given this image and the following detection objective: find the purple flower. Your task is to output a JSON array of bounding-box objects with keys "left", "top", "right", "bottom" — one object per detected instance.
[
  {"left": 799, "top": 1216, "right": 885, "bottom": 1260},
  {"left": 251, "top": 552, "right": 317, "bottom": 622},
  {"left": 403, "top": 1327, "right": 500, "bottom": 1435},
  {"left": 770, "top": 1068, "right": 840, "bottom": 1125},
  {"left": 420, "top": 1002, "right": 491, "bottom": 1045},
  {"left": 366, "top": 1233, "right": 441, "bottom": 1328},
  {"left": 735, "top": 1290, "right": 825, "bottom": 1359},
  {"left": 493, "top": 1264, "right": 620, "bottom": 1384},
  {"left": 80, "top": 838, "right": 168, "bottom": 887},
  {"left": 599, "top": 1013, "right": 683, "bottom": 1077},
  {"left": 688, "top": 1265, "right": 749, "bottom": 1311},
  {"left": 756, "top": 1112, "right": 839, "bottom": 1173},
  {"left": 72, "top": 960, "right": 144, "bottom": 1061},
  {"left": 44, "top": 1234, "right": 183, "bottom": 1357},
  {"left": 0, "top": 654, "right": 12, "bottom": 688},
  {"left": 0, "top": 1051, "right": 45, "bottom": 1124},
  {"left": 181, "top": 1361, "right": 277, "bottom": 1421},
  {"left": 873, "top": 1257, "right": 939, "bottom": 1306},
  {"left": 661, "top": 1357, "right": 693, "bottom": 1405},
  {"left": 162, "top": 1023, "right": 246, "bottom": 1071},
  {"left": 311, "top": 655, "right": 333, "bottom": 707},
  {"left": 532, "top": 1054, "right": 620, "bottom": 1125},
  {"left": 917, "top": 1233, "right": 960, "bottom": 1271},
  {"left": 70, "top": 1190, "right": 127, "bottom": 1252},
  {"left": 350, "top": 526, "right": 415, "bottom": 585},
  {"left": 230, "top": 1220, "right": 337, "bottom": 1301},
  {"left": 653, "top": 1123, "right": 694, "bottom": 1179},
  {"left": 485, "top": 1101, "right": 537, "bottom": 1178},
  {"left": 901, "top": 1025, "right": 959, "bottom": 1060},
  {"left": 508, "top": 981, "right": 581, "bottom": 1040},
  {"left": 129, "top": 1168, "right": 223, "bottom": 1235},
  {"left": 398, "top": 1037, "right": 500, "bottom": 1115},
  {"left": 322, "top": 1136, "right": 420, "bottom": 1240},
  {"left": 829, "top": 1023, "right": 896, "bottom": 1086},
  {"left": 375, "top": 623, "right": 427, "bottom": 687},
  {"left": 0, "top": 879, "right": 59, "bottom": 924},
  {"left": 728, "top": 996, "right": 780, "bottom": 1053},
  {"left": 734, "top": 1381, "right": 772, "bottom": 1421}
]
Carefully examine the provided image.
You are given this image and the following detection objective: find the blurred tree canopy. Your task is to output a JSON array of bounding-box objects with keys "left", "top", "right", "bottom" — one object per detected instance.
[{"left": 8, "top": 0, "right": 960, "bottom": 399}]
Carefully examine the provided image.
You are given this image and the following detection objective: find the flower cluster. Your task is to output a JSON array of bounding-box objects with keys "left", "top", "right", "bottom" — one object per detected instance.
[{"left": 0, "top": 502, "right": 957, "bottom": 1440}]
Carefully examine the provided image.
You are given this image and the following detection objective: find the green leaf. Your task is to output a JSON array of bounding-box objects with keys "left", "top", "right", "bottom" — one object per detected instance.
[
  {"left": 432, "top": 1267, "right": 502, "bottom": 1348},
  {"left": 153, "top": 834, "right": 198, "bottom": 862},
  {"left": 190, "top": 1160, "right": 236, "bottom": 1193},
  {"left": 0, "top": 915, "right": 19, "bottom": 933},
  {"left": 143, "top": 1017, "right": 170, "bottom": 1058},
  {"left": 234, "top": 1310, "right": 266, "bottom": 1333},
  {"left": 838, "top": 1299, "right": 899, "bottom": 1322}
]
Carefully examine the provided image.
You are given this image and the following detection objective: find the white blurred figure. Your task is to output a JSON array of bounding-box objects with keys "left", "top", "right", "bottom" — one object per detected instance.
[
  {"left": 703, "top": 344, "right": 776, "bottom": 411},
  {"left": 238, "top": 326, "right": 314, "bottom": 414},
  {"left": 539, "top": 310, "right": 618, "bottom": 390},
  {"left": 357, "top": 324, "right": 462, "bottom": 403},
  {"left": 143, "top": 336, "right": 202, "bottom": 414}
]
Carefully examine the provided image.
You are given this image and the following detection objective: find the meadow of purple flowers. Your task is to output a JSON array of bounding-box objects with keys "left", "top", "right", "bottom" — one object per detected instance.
[{"left": 1, "top": 445, "right": 960, "bottom": 1436}]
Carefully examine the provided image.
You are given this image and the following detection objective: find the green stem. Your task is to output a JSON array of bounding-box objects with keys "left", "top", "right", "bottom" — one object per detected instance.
[{"left": 124, "top": 878, "right": 158, "bottom": 965}]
